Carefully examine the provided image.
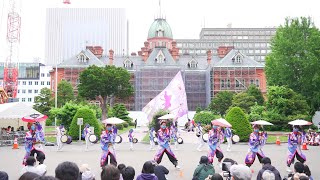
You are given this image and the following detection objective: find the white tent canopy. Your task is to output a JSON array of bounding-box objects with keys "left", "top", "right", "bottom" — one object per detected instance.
[{"left": 0, "top": 102, "right": 44, "bottom": 130}]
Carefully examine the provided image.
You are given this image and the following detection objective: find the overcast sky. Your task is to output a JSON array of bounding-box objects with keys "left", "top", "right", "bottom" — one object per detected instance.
[{"left": 0, "top": 0, "right": 319, "bottom": 63}]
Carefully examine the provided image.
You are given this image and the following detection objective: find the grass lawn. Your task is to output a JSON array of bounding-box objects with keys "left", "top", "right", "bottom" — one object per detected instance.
[
  {"left": 267, "top": 135, "right": 288, "bottom": 143},
  {"left": 118, "top": 126, "right": 134, "bottom": 135},
  {"left": 45, "top": 126, "right": 55, "bottom": 132},
  {"left": 142, "top": 134, "right": 150, "bottom": 143},
  {"left": 46, "top": 136, "right": 56, "bottom": 142}
]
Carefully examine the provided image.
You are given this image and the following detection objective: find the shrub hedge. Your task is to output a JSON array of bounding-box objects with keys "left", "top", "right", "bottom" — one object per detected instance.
[
  {"left": 68, "top": 107, "right": 101, "bottom": 140},
  {"left": 225, "top": 107, "right": 252, "bottom": 142},
  {"left": 194, "top": 111, "right": 218, "bottom": 125}
]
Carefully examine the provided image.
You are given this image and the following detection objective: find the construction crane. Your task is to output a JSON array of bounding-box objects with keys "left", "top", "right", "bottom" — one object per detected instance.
[{"left": 3, "top": 0, "right": 20, "bottom": 103}]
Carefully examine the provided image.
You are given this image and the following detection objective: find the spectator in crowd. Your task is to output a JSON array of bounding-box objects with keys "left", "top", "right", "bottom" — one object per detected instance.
[
  {"left": 209, "top": 173, "right": 223, "bottom": 180},
  {"left": 293, "top": 162, "right": 304, "bottom": 174},
  {"left": 0, "top": 171, "right": 9, "bottom": 180},
  {"left": 34, "top": 176, "right": 58, "bottom": 180},
  {"left": 21, "top": 156, "right": 39, "bottom": 175},
  {"left": 118, "top": 164, "right": 126, "bottom": 172},
  {"left": 101, "top": 164, "right": 120, "bottom": 180},
  {"left": 36, "top": 162, "right": 47, "bottom": 176},
  {"left": 193, "top": 156, "right": 215, "bottom": 180},
  {"left": 19, "top": 172, "right": 40, "bottom": 180},
  {"left": 261, "top": 170, "right": 275, "bottom": 180},
  {"left": 256, "top": 157, "right": 281, "bottom": 180},
  {"left": 80, "top": 164, "right": 95, "bottom": 180},
  {"left": 152, "top": 161, "right": 169, "bottom": 180},
  {"left": 136, "top": 161, "right": 158, "bottom": 180},
  {"left": 230, "top": 164, "right": 252, "bottom": 180},
  {"left": 121, "top": 166, "right": 135, "bottom": 180},
  {"left": 303, "top": 164, "right": 313, "bottom": 180},
  {"left": 55, "top": 161, "right": 80, "bottom": 180}
]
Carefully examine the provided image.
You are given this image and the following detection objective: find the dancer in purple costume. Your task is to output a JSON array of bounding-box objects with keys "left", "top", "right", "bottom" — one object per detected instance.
[
  {"left": 245, "top": 124, "right": 267, "bottom": 167},
  {"left": 100, "top": 124, "right": 117, "bottom": 167},
  {"left": 207, "top": 124, "right": 224, "bottom": 165},
  {"left": 23, "top": 122, "right": 46, "bottom": 165},
  {"left": 154, "top": 120, "right": 180, "bottom": 169},
  {"left": 170, "top": 123, "right": 178, "bottom": 150},
  {"left": 287, "top": 125, "right": 306, "bottom": 169},
  {"left": 128, "top": 129, "right": 134, "bottom": 151}
]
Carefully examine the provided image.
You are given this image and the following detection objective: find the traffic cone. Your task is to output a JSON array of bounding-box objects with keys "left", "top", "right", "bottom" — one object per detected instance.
[
  {"left": 276, "top": 136, "right": 281, "bottom": 145},
  {"left": 179, "top": 170, "right": 184, "bottom": 178},
  {"left": 12, "top": 137, "right": 19, "bottom": 149},
  {"left": 302, "top": 143, "right": 308, "bottom": 150}
]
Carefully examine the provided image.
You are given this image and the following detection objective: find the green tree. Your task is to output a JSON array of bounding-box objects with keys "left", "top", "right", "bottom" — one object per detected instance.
[
  {"left": 193, "top": 111, "right": 219, "bottom": 125},
  {"left": 231, "top": 92, "right": 256, "bottom": 113},
  {"left": 265, "top": 17, "right": 320, "bottom": 113},
  {"left": 195, "top": 106, "right": 202, "bottom": 113},
  {"left": 248, "top": 104, "right": 265, "bottom": 122},
  {"left": 68, "top": 107, "right": 102, "bottom": 139},
  {"left": 57, "top": 80, "right": 74, "bottom": 107},
  {"left": 149, "top": 110, "right": 170, "bottom": 132},
  {"left": 246, "top": 85, "right": 264, "bottom": 105},
  {"left": 225, "top": 107, "right": 252, "bottom": 142},
  {"left": 111, "top": 103, "right": 131, "bottom": 122},
  {"left": 209, "top": 91, "right": 234, "bottom": 116},
  {"left": 33, "top": 88, "right": 53, "bottom": 116},
  {"left": 78, "top": 65, "right": 134, "bottom": 120},
  {"left": 266, "top": 86, "right": 310, "bottom": 117},
  {"left": 50, "top": 102, "right": 102, "bottom": 130}
]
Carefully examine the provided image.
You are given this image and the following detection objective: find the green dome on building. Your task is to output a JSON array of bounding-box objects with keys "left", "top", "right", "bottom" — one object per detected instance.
[{"left": 147, "top": 18, "right": 173, "bottom": 39}]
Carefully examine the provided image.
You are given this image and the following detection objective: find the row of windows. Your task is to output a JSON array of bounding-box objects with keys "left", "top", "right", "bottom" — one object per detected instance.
[
  {"left": 20, "top": 98, "right": 33, "bottom": 102},
  {"left": 220, "top": 79, "right": 260, "bottom": 88},
  {"left": 178, "top": 42, "right": 271, "bottom": 49},
  {"left": 40, "top": 73, "right": 50, "bottom": 77},
  {"left": 19, "top": 81, "right": 50, "bottom": 86},
  {"left": 18, "top": 89, "right": 39, "bottom": 94},
  {"left": 202, "top": 30, "right": 276, "bottom": 36}
]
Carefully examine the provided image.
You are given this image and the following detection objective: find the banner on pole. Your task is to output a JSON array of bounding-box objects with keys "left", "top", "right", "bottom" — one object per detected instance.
[{"left": 142, "top": 71, "right": 188, "bottom": 122}]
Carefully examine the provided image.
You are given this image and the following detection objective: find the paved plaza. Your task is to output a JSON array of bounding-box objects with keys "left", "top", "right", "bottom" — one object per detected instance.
[{"left": 1, "top": 128, "right": 319, "bottom": 179}]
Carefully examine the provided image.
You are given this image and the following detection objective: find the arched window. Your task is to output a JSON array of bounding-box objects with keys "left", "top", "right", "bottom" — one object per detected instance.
[
  {"left": 157, "top": 30, "right": 164, "bottom": 37},
  {"left": 188, "top": 59, "right": 198, "bottom": 69},
  {"left": 124, "top": 59, "right": 133, "bottom": 68},
  {"left": 236, "top": 55, "right": 242, "bottom": 63},
  {"left": 158, "top": 54, "right": 164, "bottom": 63},
  {"left": 79, "top": 54, "right": 85, "bottom": 62}
]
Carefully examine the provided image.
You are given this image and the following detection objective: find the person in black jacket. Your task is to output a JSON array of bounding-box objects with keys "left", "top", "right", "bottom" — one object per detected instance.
[
  {"left": 256, "top": 157, "right": 281, "bottom": 180},
  {"left": 154, "top": 163, "right": 169, "bottom": 180}
]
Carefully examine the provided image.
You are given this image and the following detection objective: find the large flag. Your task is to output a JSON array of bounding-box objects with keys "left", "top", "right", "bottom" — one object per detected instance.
[{"left": 142, "top": 71, "right": 188, "bottom": 122}]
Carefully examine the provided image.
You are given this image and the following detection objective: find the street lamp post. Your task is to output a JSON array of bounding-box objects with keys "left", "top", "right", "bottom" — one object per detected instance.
[{"left": 54, "top": 60, "right": 58, "bottom": 128}]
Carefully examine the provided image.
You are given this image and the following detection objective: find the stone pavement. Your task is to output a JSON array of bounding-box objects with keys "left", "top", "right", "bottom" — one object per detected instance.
[{"left": 0, "top": 127, "right": 319, "bottom": 180}]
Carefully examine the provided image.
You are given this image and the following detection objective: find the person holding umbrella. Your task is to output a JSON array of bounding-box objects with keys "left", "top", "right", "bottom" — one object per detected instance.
[
  {"left": 207, "top": 122, "right": 224, "bottom": 166},
  {"left": 100, "top": 123, "right": 117, "bottom": 167},
  {"left": 23, "top": 122, "right": 46, "bottom": 166},
  {"left": 154, "top": 119, "right": 180, "bottom": 169},
  {"left": 287, "top": 125, "right": 307, "bottom": 170},
  {"left": 245, "top": 124, "right": 267, "bottom": 167},
  {"left": 83, "top": 124, "right": 92, "bottom": 151}
]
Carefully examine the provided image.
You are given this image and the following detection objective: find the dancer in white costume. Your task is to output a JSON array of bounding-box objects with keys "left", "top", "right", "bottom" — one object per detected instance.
[
  {"left": 83, "top": 124, "right": 92, "bottom": 151},
  {"left": 56, "top": 124, "right": 65, "bottom": 151},
  {"left": 225, "top": 127, "right": 232, "bottom": 151},
  {"left": 195, "top": 122, "right": 204, "bottom": 151}
]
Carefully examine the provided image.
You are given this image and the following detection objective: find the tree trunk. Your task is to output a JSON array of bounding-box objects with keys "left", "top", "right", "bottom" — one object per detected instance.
[{"left": 100, "top": 96, "right": 108, "bottom": 120}]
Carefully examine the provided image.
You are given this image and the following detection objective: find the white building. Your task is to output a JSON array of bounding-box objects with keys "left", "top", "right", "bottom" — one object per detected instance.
[
  {"left": 45, "top": 8, "right": 127, "bottom": 65},
  {"left": 0, "top": 63, "right": 51, "bottom": 104}
]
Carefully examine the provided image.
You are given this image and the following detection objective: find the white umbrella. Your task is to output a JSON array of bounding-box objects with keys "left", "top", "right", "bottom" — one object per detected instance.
[
  {"left": 251, "top": 120, "right": 274, "bottom": 126},
  {"left": 158, "top": 114, "right": 176, "bottom": 120},
  {"left": 212, "top": 118, "right": 232, "bottom": 127},
  {"left": 102, "top": 117, "right": 125, "bottom": 124},
  {"left": 288, "top": 119, "right": 312, "bottom": 126}
]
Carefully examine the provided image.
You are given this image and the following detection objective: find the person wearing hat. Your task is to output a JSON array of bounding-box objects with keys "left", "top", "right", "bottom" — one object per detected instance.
[
  {"left": 154, "top": 119, "right": 180, "bottom": 169},
  {"left": 207, "top": 123, "right": 224, "bottom": 165},
  {"left": 287, "top": 125, "right": 306, "bottom": 169},
  {"left": 100, "top": 123, "right": 117, "bottom": 167},
  {"left": 195, "top": 122, "right": 204, "bottom": 152},
  {"left": 245, "top": 124, "right": 267, "bottom": 167},
  {"left": 128, "top": 129, "right": 134, "bottom": 151},
  {"left": 83, "top": 124, "right": 92, "bottom": 151},
  {"left": 149, "top": 127, "right": 156, "bottom": 151},
  {"left": 230, "top": 164, "right": 252, "bottom": 180},
  {"left": 56, "top": 124, "right": 65, "bottom": 151}
]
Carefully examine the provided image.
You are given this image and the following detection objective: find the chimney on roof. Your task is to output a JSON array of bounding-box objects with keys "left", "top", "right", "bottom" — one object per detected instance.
[
  {"left": 131, "top": 52, "right": 137, "bottom": 56},
  {"left": 87, "top": 46, "right": 104, "bottom": 58},
  {"left": 170, "top": 40, "right": 179, "bottom": 60},
  {"left": 207, "top": 50, "right": 212, "bottom": 65},
  {"left": 109, "top": 49, "right": 114, "bottom": 65},
  {"left": 217, "top": 46, "right": 234, "bottom": 58}
]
